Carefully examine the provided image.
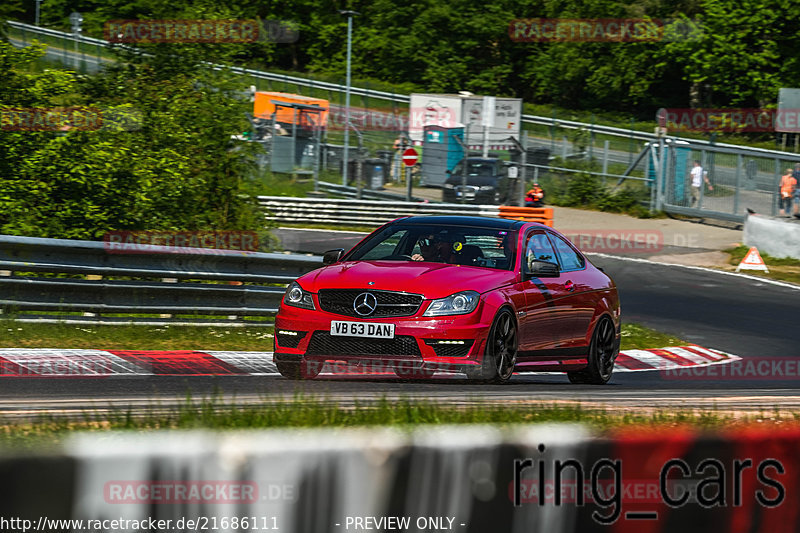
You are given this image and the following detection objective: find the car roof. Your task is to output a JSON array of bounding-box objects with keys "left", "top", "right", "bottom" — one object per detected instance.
[{"left": 392, "top": 215, "right": 526, "bottom": 230}]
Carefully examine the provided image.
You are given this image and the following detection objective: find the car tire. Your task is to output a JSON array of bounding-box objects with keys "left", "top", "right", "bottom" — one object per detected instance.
[
  {"left": 567, "top": 316, "right": 617, "bottom": 385},
  {"left": 466, "top": 308, "right": 517, "bottom": 384},
  {"left": 276, "top": 358, "right": 322, "bottom": 380}
]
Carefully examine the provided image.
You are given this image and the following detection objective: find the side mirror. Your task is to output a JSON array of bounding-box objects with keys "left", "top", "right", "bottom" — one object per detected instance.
[
  {"left": 322, "top": 248, "right": 345, "bottom": 265},
  {"left": 526, "top": 258, "right": 560, "bottom": 277}
]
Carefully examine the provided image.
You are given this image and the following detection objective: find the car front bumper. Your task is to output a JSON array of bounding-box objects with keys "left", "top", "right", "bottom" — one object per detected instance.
[{"left": 274, "top": 302, "right": 494, "bottom": 370}]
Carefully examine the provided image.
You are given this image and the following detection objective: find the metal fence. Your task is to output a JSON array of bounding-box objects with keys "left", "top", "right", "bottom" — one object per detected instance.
[
  {"left": 650, "top": 139, "right": 800, "bottom": 222},
  {"left": 0, "top": 234, "right": 320, "bottom": 322},
  {"left": 9, "top": 19, "right": 800, "bottom": 222}
]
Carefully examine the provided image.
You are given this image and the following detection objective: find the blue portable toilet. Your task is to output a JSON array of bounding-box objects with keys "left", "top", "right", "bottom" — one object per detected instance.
[
  {"left": 671, "top": 144, "right": 691, "bottom": 203},
  {"left": 421, "top": 125, "right": 464, "bottom": 186},
  {"left": 647, "top": 140, "right": 692, "bottom": 205}
]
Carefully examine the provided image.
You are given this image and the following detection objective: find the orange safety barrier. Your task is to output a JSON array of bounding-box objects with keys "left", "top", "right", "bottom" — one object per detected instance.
[{"left": 497, "top": 206, "right": 554, "bottom": 227}]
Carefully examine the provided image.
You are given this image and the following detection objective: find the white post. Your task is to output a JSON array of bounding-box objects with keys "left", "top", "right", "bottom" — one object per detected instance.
[
  {"left": 481, "top": 96, "right": 495, "bottom": 158},
  {"left": 340, "top": 11, "right": 358, "bottom": 185}
]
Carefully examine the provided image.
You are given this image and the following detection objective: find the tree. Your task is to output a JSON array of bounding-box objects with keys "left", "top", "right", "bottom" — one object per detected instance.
[{"left": 0, "top": 36, "right": 262, "bottom": 238}]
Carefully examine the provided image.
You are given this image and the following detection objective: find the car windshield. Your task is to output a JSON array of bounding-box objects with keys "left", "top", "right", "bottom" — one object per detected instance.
[
  {"left": 345, "top": 224, "right": 517, "bottom": 270},
  {"left": 467, "top": 162, "right": 496, "bottom": 177}
]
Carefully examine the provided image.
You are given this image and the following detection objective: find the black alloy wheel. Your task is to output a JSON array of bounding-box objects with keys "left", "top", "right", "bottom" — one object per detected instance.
[
  {"left": 466, "top": 308, "right": 517, "bottom": 383},
  {"left": 567, "top": 316, "right": 617, "bottom": 385}
]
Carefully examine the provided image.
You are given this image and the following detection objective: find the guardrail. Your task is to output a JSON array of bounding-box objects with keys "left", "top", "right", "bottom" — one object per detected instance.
[
  {"left": 316, "top": 181, "right": 426, "bottom": 202},
  {"left": 0, "top": 205, "right": 554, "bottom": 322},
  {"left": 0, "top": 235, "right": 320, "bottom": 320},
  {"left": 258, "top": 196, "right": 554, "bottom": 226}
]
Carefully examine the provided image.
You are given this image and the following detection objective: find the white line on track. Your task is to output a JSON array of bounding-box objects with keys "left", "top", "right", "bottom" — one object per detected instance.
[{"left": 587, "top": 252, "right": 800, "bottom": 291}]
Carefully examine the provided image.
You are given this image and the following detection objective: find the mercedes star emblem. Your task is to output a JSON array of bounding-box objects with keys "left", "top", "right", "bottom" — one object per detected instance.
[{"left": 353, "top": 292, "right": 378, "bottom": 316}]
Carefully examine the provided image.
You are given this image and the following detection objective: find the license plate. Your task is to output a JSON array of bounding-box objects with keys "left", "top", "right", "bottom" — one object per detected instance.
[{"left": 331, "top": 321, "right": 395, "bottom": 339}]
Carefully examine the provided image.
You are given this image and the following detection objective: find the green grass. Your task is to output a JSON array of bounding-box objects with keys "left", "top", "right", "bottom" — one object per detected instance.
[
  {"left": 619, "top": 323, "right": 685, "bottom": 349},
  {"left": 0, "top": 323, "right": 274, "bottom": 350},
  {"left": 0, "top": 320, "right": 680, "bottom": 352},
  {"left": 0, "top": 396, "right": 795, "bottom": 447},
  {"left": 248, "top": 169, "right": 317, "bottom": 197},
  {"left": 724, "top": 245, "right": 800, "bottom": 284},
  {"left": 0, "top": 321, "right": 741, "bottom": 441}
]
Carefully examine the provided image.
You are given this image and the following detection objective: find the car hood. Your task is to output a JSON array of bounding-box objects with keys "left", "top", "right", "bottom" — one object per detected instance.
[{"left": 298, "top": 261, "right": 515, "bottom": 299}]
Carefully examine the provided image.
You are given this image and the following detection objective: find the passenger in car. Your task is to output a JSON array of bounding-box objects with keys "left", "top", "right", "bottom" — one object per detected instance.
[
  {"left": 411, "top": 234, "right": 438, "bottom": 262},
  {"left": 412, "top": 233, "right": 471, "bottom": 264}
]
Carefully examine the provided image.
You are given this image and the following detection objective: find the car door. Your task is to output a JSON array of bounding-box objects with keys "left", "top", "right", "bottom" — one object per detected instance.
[
  {"left": 545, "top": 231, "right": 594, "bottom": 350},
  {"left": 516, "top": 229, "right": 572, "bottom": 359}
]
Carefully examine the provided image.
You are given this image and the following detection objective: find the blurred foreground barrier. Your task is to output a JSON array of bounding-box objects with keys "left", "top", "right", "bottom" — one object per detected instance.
[
  {"left": 498, "top": 206, "right": 555, "bottom": 227},
  {"left": 4, "top": 424, "right": 800, "bottom": 532},
  {"left": 743, "top": 212, "right": 800, "bottom": 260}
]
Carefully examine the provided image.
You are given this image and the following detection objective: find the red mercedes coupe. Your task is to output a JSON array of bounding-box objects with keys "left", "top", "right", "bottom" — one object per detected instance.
[{"left": 274, "top": 216, "right": 620, "bottom": 384}]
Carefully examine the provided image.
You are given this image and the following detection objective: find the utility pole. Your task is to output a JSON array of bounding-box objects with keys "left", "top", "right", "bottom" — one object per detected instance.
[{"left": 339, "top": 10, "right": 359, "bottom": 186}]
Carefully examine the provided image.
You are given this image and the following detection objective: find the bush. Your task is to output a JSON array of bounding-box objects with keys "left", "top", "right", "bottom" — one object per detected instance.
[
  {"left": 535, "top": 172, "right": 653, "bottom": 218},
  {"left": 596, "top": 188, "right": 640, "bottom": 212},
  {"left": 564, "top": 173, "right": 601, "bottom": 206}
]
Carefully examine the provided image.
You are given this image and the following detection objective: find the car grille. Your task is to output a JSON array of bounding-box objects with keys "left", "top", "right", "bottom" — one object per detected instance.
[
  {"left": 423, "top": 339, "right": 474, "bottom": 357},
  {"left": 317, "top": 289, "right": 423, "bottom": 318},
  {"left": 306, "top": 332, "right": 421, "bottom": 357}
]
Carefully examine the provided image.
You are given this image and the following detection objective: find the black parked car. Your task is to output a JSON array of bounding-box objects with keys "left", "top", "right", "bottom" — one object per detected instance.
[{"left": 441, "top": 158, "right": 511, "bottom": 205}]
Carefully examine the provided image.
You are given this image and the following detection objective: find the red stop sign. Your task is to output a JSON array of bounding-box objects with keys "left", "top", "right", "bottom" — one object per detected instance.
[{"left": 402, "top": 148, "right": 418, "bottom": 167}]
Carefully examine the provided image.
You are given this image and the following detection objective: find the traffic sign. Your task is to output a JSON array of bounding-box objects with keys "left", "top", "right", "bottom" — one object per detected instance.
[
  {"left": 402, "top": 148, "right": 418, "bottom": 167},
  {"left": 735, "top": 246, "right": 769, "bottom": 273}
]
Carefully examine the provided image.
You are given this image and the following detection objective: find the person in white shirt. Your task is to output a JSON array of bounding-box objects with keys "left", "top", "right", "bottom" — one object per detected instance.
[{"left": 689, "top": 160, "right": 712, "bottom": 205}]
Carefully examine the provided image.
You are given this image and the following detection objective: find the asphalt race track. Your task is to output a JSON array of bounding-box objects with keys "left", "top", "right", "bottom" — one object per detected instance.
[{"left": 0, "top": 230, "right": 798, "bottom": 417}]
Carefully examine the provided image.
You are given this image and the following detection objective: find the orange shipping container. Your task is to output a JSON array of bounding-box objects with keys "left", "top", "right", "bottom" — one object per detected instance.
[{"left": 253, "top": 91, "right": 329, "bottom": 128}]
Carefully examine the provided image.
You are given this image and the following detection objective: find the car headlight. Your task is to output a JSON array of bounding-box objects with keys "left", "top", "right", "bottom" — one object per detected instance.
[
  {"left": 479, "top": 185, "right": 495, "bottom": 191},
  {"left": 423, "top": 290, "right": 480, "bottom": 316},
  {"left": 283, "top": 281, "right": 315, "bottom": 310}
]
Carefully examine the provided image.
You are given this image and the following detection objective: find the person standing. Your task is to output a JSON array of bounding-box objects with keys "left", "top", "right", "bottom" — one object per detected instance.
[
  {"left": 391, "top": 135, "right": 404, "bottom": 182},
  {"left": 525, "top": 182, "right": 545, "bottom": 207},
  {"left": 779, "top": 168, "right": 797, "bottom": 216},
  {"left": 690, "top": 160, "right": 712, "bottom": 206},
  {"left": 792, "top": 163, "right": 800, "bottom": 216}
]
